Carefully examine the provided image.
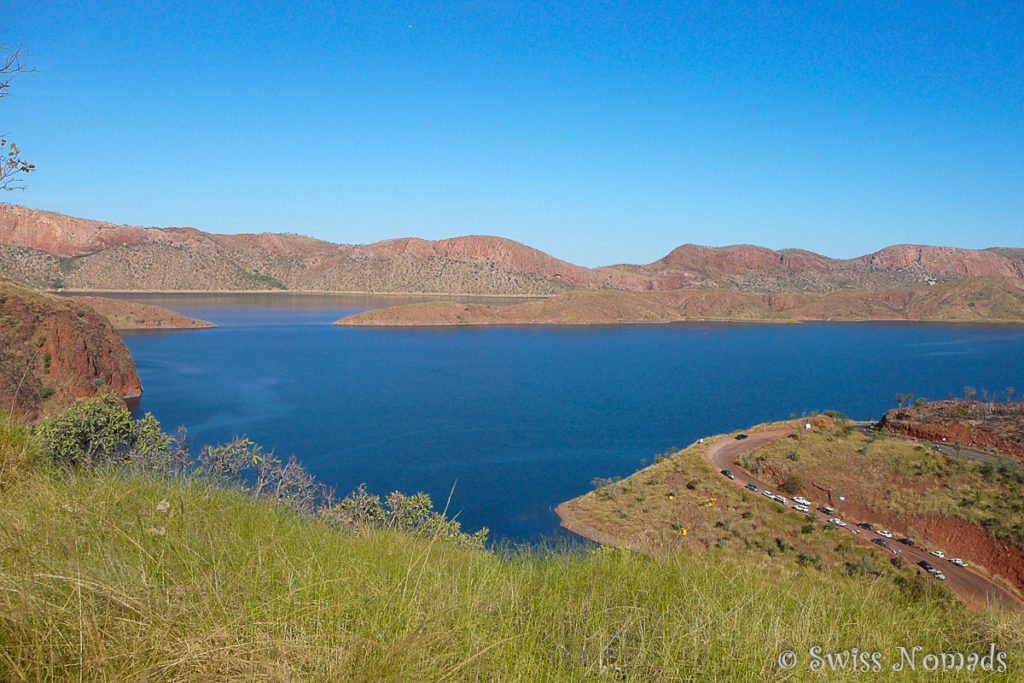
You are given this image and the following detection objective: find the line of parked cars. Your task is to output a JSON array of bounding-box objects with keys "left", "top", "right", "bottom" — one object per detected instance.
[{"left": 718, "top": 468, "right": 970, "bottom": 579}]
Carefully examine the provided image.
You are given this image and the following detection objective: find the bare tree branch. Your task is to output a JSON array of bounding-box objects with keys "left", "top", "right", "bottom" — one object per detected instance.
[{"left": 0, "top": 44, "right": 36, "bottom": 190}]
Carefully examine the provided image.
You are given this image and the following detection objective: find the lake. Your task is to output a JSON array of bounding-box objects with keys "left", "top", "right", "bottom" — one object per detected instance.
[{"left": 109, "top": 293, "right": 1024, "bottom": 542}]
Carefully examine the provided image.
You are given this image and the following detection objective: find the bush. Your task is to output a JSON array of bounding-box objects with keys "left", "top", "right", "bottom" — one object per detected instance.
[
  {"left": 779, "top": 475, "right": 803, "bottom": 495},
  {"left": 37, "top": 385, "right": 56, "bottom": 399},
  {"left": 319, "top": 484, "right": 488, "bottom": 549},
  {"left": 34, "top": 394, "right": 163, "bottom": 469}
]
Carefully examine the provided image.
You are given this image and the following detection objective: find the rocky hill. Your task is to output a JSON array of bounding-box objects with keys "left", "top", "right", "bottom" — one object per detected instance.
[
  {"left": 878, "top": 400, "right": 1024, "bottom": 460},
  {"left": 0, "top": 277, "right": 143, "bottom": 422},
  {"left": 336, "top": 276, "right": 1024, "bottom": 326},
  {"left": 3, "top": 203, "right": 1023, "bottom": 296},
  {"left": 71, "top": 296, "right": 215, "bottom": 331}
]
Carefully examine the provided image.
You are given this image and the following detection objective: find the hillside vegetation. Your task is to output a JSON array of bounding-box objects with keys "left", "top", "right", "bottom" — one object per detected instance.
[
  {"left": 2, "top": 406, "right": 1023, "bottom": 679},
  {"left": 4, "top": 204, "right": 1024, "bottom": 296}
]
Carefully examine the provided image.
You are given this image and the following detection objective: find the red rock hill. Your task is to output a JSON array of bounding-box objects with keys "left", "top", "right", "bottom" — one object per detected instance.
[{"left": 0, "top": 276, "right": 142, "bottom": 422}]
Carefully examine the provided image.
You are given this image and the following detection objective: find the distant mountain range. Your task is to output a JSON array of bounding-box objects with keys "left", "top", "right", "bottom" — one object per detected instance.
[{"left": 2, "top": 203, "right": 1023, "bottom": 296}]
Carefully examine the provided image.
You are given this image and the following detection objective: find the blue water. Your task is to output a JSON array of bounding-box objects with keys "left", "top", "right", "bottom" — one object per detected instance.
[{"left": 113, "top": 294, "right": 1024, "bottom": 542}]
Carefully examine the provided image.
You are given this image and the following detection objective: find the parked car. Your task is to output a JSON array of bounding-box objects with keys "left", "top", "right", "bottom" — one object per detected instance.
[
  {"left": 818, "top": 506, "right": 836, "bottom": 515},
  {"left": 793, "top": 496, "right": 812, "bottom": 506},
  {"left": 931, "top": 571, "right": 947, "bottom": 581},
  {"left": 827, "top": 517, "right": 847, "bottom": 527},
  {"left": 735, "top": 434, "right": 749, "bottom": 440},
  {"left": 930, "top": 550, "right": 945, "bottom": 559},
  {"left": 918, "top": 560, "right": 934, "bottom": 571},
  {"left": 720, "top": 469, "right": 736, "bottom": 480},
  {"left": 950, "top": 558, "right": 969, "bottom": 568},
  {"left": 897, "top": 538, "right": 914, "bottom": 546},
  {"left": 856, "top": 522, "right": 874, "bottom": 530},
  {"left": 774, "top": 495, "right": 789, "bottom": 505},
  {"left": 849, "top": 528, "right": 862, "bottom": 535},
  {"left": 792, "top": 504, "right": 810, "bottom": 513},
  {"left": 871, "top": 538, "right": 891, "bottom": 549},
  {"left": 876, "top": 529, "right": 893, "bottom": 539},
  {"left": 746, "top": 483, "right": 759, "bottom": 492},
  {"left": 761, "top": 490, "right": 775, "bottom": 498}
]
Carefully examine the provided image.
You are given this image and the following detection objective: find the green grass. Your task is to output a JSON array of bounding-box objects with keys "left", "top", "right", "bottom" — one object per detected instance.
[
  {"left": 0, "top": 469, "right": 1021, "bottom": 680},
  {"left": 2, "top": 417, "right": 1024, "bottom": 680}
]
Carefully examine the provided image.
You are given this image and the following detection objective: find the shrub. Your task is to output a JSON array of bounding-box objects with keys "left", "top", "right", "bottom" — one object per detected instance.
[
  {"left": 779, "top": 475, "right": 803, "bottom": 496},
  {"left": 37, "top": 385, "right": 56, "bottom": 400},
  {"left": 35, "top": 394, "right": 141, "bottom": 468}
]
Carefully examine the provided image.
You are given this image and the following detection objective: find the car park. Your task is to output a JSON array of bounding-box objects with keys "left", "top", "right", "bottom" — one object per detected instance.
[
  {"left": 720, "top": 469, "right": 736, "bottom": 480},
  {"left": 950, "top": 558, "right": 968, "bottom": 568},
  {"left": 746, "top": 483, "right": 758, "bottom": 492},
  {"left": 930, "top": 550, "right": 945, "bottom": 559},
  {"left": 897, "top": 538, "right": 914, "bottom": 546},
  {"left": 876, "top": 530, "right": 893, "bottom": 538}
]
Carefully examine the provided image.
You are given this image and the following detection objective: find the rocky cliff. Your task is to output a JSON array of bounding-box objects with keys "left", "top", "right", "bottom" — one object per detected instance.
[
  {"left": 877, "top": 400, "right": 1024, "bottom": 460},
  {"left": 0, "top": 277, "right": 143, "bottom": 422},
  {"left": 3, "top": 204, "right": 1023, "bottom": 296}
]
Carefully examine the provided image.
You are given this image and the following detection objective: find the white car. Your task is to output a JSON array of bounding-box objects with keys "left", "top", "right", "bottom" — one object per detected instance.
[
  {"left": 931, "top": 571, "right": 947, "bottom": 581},
  {"left": 827, "top": 517, "right": 847, "bottom": 527},
  {"left": 849, "top": 528, "right": 862, "bottom": 535},
  {"left": 775, "top": 495, "right": 789, "bottom": 505},
  {"left": 950, "top": 558, "right": 968, "bottom": 568},
  {"left": 876, "top": 530, "right": 893, "bottom": 539},
  {"left": 761, "top": 490, "right": 775, "bottom": 499},
  {"left": 793, "top": 496, "right": 812, "bottom": 506},
  {"left": 930, "top": 550, "right": 945, "bottom": 559},
  {"left": 792, "top": 504, "right": 810, "bottom": 513}
]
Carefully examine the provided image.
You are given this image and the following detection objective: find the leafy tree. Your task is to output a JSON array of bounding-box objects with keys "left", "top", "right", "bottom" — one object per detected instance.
[{"left": 1, "top": 45, "right": 35, "bottom": 190}]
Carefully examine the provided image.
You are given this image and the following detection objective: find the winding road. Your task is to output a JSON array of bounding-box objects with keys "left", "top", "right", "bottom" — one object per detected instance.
[{"left": 705, "top": 431, "right": 1022, "bottom": 610}]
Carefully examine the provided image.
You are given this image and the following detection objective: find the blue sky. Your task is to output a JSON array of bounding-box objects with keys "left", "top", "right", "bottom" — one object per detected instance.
[{"left": 5, "top": 1, "right": 1023, "bottom": 266}]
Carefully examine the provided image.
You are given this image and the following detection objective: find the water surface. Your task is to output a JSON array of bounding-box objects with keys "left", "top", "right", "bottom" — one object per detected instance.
[{"left": 113, "top": 294, "right": 1024, "bottom": 542}]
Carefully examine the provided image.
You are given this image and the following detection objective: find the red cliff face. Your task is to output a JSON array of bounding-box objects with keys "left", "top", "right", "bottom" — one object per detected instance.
[
  {"left": 0, "top": 277, "right": 142, "bottom": 422},
  {"left": 0, "top": 203, "right": 163, "bottom": 258},
  {"left": 857, "top": 245, "right": 1024, "bottom": 278}
]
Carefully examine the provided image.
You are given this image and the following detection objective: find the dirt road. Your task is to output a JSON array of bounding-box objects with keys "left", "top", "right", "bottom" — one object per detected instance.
[{"left": 706, "top": 432, "right": 1022, "bottom": 610}]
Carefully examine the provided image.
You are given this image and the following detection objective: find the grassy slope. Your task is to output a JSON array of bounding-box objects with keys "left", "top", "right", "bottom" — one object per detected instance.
[{"left": 1, "top": 419, "right": 1022, "bottom": 680}]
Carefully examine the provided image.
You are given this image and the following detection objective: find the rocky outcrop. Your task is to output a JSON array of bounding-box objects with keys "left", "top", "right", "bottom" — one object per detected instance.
[
  {"left": 0, "top": 277, "right": 142, "bottom": 422},
  {"left": 877, "top": 400, "right": 1024, "bottom": 460},
  {"left": 336, "top": 277, "right": 1024, "bottom": 326},
  {"left": 2, "top": 204, "right": 1023, "bottom": 296}
]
